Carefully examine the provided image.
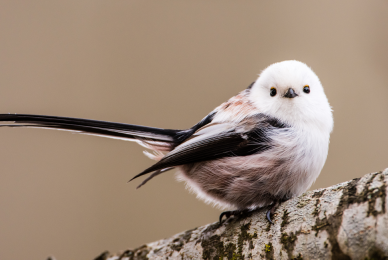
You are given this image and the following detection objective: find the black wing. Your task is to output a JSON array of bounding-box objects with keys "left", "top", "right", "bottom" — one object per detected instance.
[{"left": 130, "top": 114, "right": 286, "bottom": 182}]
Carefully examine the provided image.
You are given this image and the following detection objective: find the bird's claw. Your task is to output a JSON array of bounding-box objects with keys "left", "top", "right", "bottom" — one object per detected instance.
[
  {"left": 266, "top": 200, "right": 281, "bottom": 224},
  {"left": 219, "top": 209, "right": 253, "bottom": 224},
  {"left": 266, "top": 210, "right": 274, "bottom": 224},
  {"left": 219, "top": 211, "right": 232, "bottom": 223},
  {"left": 220, "top": 201, "right": 282, "bottom": 225}
]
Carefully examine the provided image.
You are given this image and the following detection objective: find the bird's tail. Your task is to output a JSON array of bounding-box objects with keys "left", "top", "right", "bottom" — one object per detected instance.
[{"left": 0, "top": 114, "right": 181, "bottom": 153}]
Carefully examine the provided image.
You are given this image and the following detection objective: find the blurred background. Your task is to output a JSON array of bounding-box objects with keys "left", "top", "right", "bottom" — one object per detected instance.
[{"left": 0, "top": 1, "right": 387, "bottom": 259}]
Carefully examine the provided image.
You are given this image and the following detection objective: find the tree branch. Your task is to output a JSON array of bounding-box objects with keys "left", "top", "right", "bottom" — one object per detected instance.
[{"left": 99, "top": 169, "right": 388, "bottom": 260}]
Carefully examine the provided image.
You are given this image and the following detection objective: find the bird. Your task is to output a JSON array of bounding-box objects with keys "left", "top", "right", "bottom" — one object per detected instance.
[{"left": 0, "top": 60, "right": 333, "bottom": 224}]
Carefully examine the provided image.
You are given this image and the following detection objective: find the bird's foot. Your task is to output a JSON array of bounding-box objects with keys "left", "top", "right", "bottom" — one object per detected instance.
[
  {"left": 219, "top": 209, "right": 253, "bottom": 224},
  {"left": 266, "top": 200, "right": 281, "bottom": 224}
]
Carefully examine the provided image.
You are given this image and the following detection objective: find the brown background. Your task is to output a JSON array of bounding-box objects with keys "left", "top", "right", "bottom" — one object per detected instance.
[{"left": 0, "top": 1, "right": 387, "bottom": 259}]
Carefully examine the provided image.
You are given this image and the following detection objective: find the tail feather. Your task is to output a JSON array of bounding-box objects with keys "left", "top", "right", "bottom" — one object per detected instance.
[
  {"left": 0, "top": 114, "right": 181, "bottom": 148},
  {"left": 0, "top": 113, "right": 189, "bottom": 187}
]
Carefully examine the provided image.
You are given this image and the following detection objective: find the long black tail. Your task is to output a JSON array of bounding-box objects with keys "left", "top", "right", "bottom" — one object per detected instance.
[{"left": 0, "top": 114, "right": 181, "bottom": 147}]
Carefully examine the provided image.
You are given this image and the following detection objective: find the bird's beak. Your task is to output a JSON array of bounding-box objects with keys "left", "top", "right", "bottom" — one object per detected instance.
[{"left": 284, "top": 88, "right": 298, "bottom": 98}]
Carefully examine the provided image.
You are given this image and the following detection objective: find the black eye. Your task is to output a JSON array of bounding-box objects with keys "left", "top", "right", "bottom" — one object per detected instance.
[
  {"left": 303, "top": 85, "right": 310, "bottom": 94},
  {"left": 270, "top": 87, "right": 277, "bottom": 97}
]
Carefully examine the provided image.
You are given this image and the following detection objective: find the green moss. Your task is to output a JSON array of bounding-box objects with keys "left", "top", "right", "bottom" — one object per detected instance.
[
  {"left": 199, "top": 171, "right": 386, "bottom": 260},
  {"left": 169, "top": 228, "right": 196, "bottom": 252},
  {"left": 281, "top": 210, "right": 290, "bottom": 229},
  {"left": 201, "top": 222, "right": 258, "bottom": 259},
  {"left": 312, "top": 202, "right": 320, "bottom": 217},
  {"left": 312, "top": 190, "right": 326, "bottom": 198},
  {"left": 201, "top": 235, "right": 225, "bottom": 260},
  {"left": 291, "top": 253, "right": 303, "bottom": 260},
  {"left": 265, "top": 222, "right": 271, "bottom": 232},
  {"left": 225, "top": 243, "right": 238, "bottom": 260},
  {"left": 312, "top": 219, "right": 329, "bottom": 236},
  {"left": 311, "top": 189, "right": 325, "bottom": 217},
  {"left": 237, "top": 223, "right": 256, "bottom": 257},
  {"left": 297, "top": 200, "right": 309, "bottom": 208},
  {"left": 281, "top": 232, "right": 297, "bottom": 245},
  {"left": 280, "top": 232, "right": 299, "bottom": 259}
]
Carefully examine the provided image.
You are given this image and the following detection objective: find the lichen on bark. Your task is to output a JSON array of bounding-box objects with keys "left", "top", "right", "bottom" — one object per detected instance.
[{"left": 102, "top": 168, "right": 388, "bottom": 260}]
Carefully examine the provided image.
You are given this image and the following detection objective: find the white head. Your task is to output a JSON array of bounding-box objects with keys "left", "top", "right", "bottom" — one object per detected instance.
[{"left": 249, "top": 60, "right": 333, "bottom": 132}]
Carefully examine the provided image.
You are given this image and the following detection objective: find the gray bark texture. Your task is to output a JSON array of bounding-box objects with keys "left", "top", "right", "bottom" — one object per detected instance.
[{"left": 99, "top": 169, "right": 388, "bottom": 260}]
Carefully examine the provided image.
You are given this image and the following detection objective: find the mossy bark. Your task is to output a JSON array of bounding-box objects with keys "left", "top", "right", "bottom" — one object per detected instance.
[{"left": 100, "top": 169, "right": 388, "bottom": 260}]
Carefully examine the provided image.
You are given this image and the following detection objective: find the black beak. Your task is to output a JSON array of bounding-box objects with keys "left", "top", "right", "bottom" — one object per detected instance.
[{"left": 284, "top": 88, "right": 298, "bottom": 98}]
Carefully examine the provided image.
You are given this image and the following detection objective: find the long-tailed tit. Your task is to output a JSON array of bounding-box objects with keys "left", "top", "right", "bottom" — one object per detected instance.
[{"left": 0, "top": 60, "right": 333, "bottom": 223}]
